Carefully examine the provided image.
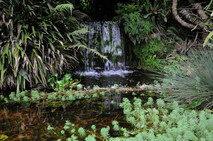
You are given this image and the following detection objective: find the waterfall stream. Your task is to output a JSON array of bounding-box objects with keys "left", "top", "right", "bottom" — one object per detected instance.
[
  {"left": 83, "top": 21, "right": 127, "bottom": 73},
  {"left": 74, "top": 21, "right": 154, "bottom": 87}
]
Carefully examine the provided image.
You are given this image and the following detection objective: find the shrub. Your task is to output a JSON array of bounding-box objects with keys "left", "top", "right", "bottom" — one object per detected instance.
[
  {"left": 133, "top": 39, "right": 169, "bottom": 70},
  {"left": 0, "top": 1, "right": 105, "bottom": 93},
  {"left": 0, "top": 1, "right": 87, "bottom": 93}
]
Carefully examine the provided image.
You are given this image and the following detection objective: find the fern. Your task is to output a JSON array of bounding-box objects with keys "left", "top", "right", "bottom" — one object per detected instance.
[
  {"left": 122, "top": 12, "right": 155, "bottom": 45},
  {"left": 53, "top": 4, "right": 74, "bottom": 15},
  {"left": 70, "top": 44, "right": 108, "bottom": 61},
  {"left": 71, "top": 28, "right": 88, "bottom": 36}
]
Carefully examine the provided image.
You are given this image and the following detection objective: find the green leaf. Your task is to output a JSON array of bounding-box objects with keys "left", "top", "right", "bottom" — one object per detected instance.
[
  {"left": 32, "top": 26, "right": 36, "bottom": 36},
  {"left": 19, "top": 69, "right": 29, "bottom": 82},
  {"left": 0, "top": 134, "right": 8, "bottom": 141},
  {"left": 53, "top": 4, "right": 74, "bottom": 15},
  {"left": 203, "top": 32, "right": 213, "bottom": 47},
  {"left": 191, "top": 24, "right": 199, "bottom": 31},
  {"left": 49, "top": 42, "right": 55, "bottom": 51},
  {"left": 143, "top": 13, "right": 152, "bottom": 18},
  {"left": 186, "top": 98, "right": 206, "bottom": 109}
]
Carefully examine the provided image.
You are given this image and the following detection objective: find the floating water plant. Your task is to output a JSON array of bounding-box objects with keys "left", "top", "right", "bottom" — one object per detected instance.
[
  {"left": 85, "top": 135, "right": 96, "bottom": 141},
  {"left": 78, "top": 127, "right": 86, "bottom": 137},
  {"left": 112, "top": 121, "right": 119, "bottom": 131},
  {"left": 91, "top": 125, "right": 96, "bottom": 132},
  {"left": 100, "top": 126, "right": 110, "bottom": 139}
]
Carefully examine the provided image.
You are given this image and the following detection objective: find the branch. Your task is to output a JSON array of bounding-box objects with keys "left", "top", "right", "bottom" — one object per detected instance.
[{"left": 172, "top": 0, "right": 195, "bottom": 29}]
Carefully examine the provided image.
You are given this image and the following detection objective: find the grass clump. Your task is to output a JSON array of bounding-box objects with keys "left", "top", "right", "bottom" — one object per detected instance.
[{"left": 161, "top": 49, "right": 213, "bottom": 109}]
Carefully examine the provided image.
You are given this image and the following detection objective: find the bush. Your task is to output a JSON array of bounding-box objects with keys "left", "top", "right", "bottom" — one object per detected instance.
[
  {"left": 161, "top": 49, "right": 213, "bottom": 109},
  {"left": 133, "top": 39, "right": 170, "bottom": 70},
  {"left": 0, "top": 1, "right": 104, "bottom": 93}
]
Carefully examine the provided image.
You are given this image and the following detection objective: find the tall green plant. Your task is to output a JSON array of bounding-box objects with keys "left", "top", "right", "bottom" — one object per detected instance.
[
  {"left": 161, "top": 49, "right": 213, "bottom": 109},
  {"left": 0, "top": 0, "right": 103, "bottom": 93}
]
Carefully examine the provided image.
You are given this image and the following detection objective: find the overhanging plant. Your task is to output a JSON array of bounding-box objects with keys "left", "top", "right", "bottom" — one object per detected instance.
[{"left": 0, "top": 0, "right": 106, "bottom": 93}]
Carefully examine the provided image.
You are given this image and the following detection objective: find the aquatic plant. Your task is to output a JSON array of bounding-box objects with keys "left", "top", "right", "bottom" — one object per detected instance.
[
  {"left": 45, "top": 96, "right": 213, "bottom": 141},
  {"left": 112, "top": 121, "right": 119, "bottom": 131},
  {"left": 100, "top": 92, "right": 105, "bottom": 97},
  {"left": 47, "top": 125, "right": 55, "bottom": 131},
  {"left": 70, "top": 135, "right": 78, "bottom": 141},
  {"left": 78, "top": 127, "right": 86, "bottom": 137},
  {"left": 132, "top": 92, "right": 136, "bottom": 96},
  {"left": 115, "top": 89, "right": 120, "bottom": 94},
  {"left": 0, "top": 134, "right": 8, "bottom": 141},
  {"left": 91, "top": 125, "right": 96, "bottom": 132},
  {"left": 93, "top": 85, "right": 100, "bottom": 91},
  {"left": 61, "top": 130, "right": 65, "bottom": 134},
  {"left": 113, "top": 84, "right": 119, "bottom": 88},
  {"left": 145, "top": 97, "right": 154, "bottom": 107},
  {"left": 48, "top": 73, "right": 81, "bottom": 92},
  {"left": 100, "top": 126, "right": 110, "bottom": 139},
  {"left": 85, "top": 135, "right": 96, "bottom": 141},
  {"left": 156, "top": 98, "right": 165, "bottom": 108},
  {"left": 77, "top": 84, "right": 83, "bottom": 90},
  {"left": 92, "top": 93, "right": 98, "bottom": 98}
]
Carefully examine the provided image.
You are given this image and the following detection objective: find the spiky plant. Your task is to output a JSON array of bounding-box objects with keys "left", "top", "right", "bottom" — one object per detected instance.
[
  {"left": 161, "top": 49, "right": 213, "bottom": 109},
  {"left": 0, "top": 0, "right": 106, "bottom": 93}
]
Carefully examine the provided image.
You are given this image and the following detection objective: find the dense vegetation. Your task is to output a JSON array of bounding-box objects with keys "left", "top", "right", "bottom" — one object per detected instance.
[
  {"left": 0, "top": 0, "right": 106, "bottom": 93},
  {"left": 0, "top": 0, "right": 213, "bottom": 140}
]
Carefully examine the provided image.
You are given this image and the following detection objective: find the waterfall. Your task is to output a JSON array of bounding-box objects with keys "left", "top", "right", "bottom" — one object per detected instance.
[{"left": 85, "top": 21, "right": 125, "bottom": 72}]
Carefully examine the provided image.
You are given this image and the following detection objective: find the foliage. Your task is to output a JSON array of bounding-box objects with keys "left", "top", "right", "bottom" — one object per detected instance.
[
  {"left": 0, "top": 134, "right": 8, "bottom": 141},
  {"left": 0, "top": 0, "right": 85, "bottom": 93},
  {"left": 115, "top": 1, "right": 177, "bottom": 71},
  {"left": 115, "top": 3, "right": 142, "bottom": 15},
  {"left": 133, "top": 39, "right": 170, "bottom": 70},
  {"left": 47, "top": 97, "right": 213, "bottom": 140},
  {"left": 161, "top": 49, "right": 213, "bottom": 109},
  {"left": 163, "top": 55, "right": 188, "bottom": 74},
  {"left": 122, "top": 12, "right": 155, "bottom": 45},
  {"left": 115, "top": 3, "right": 155, "bottom": 45},
  {"left": 53, "top": 3, "right": 74, "bottom": 14},
  {"left": 48, "top": 73, "right": 84, "bottom": 92},
  {"left": 190, "top": 0, "right": 213, "bottom": 48},
  {"left": 0, "top": 0, "right": 106, "bottom": 93}
]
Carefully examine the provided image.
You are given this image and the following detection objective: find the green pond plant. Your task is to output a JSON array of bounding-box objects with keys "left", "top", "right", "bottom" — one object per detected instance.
[
  {"left": 46, "top": 97, "right": 213, "bottom": 141},
  {"left": 48, "top": 73, "right": 84, "bottom": 92}
]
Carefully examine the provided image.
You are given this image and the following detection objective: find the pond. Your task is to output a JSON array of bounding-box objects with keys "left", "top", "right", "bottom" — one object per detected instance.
[
  {"left": 0, "top": 87, "right": 157, "bottom": 140},
  {"left": 74, "top": 69, "right": 155, "bottom": 87}
]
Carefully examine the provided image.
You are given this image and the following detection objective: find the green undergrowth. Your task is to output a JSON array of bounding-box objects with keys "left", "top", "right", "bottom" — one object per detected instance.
[
  {"left": 46, "top": 97, "right": 213, "bottom": 141},
  {"left": 134, "top": 39, "right": 169, "bottom": 71}
]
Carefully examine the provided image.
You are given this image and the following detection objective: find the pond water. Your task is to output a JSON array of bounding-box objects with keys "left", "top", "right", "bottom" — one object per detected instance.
[
  {"left": 74, "top": 69, "right": 155, "bottom": 87},
  {"left": 0, "top": 21, "right": 158, "bottom": 140},
  {"left": 0, "top": 89, "right": 156, "bottom": 140}
]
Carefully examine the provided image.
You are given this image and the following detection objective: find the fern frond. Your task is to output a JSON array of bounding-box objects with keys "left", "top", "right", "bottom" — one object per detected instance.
[
  {"left": 70, "top": 28, "right": 88, "bottom": 36},
  {"left": 70, "top": 44, "right": 108, "bottom": 61},
  {"left": 53, "top": 3, "right": 74, "bottom": 15}
]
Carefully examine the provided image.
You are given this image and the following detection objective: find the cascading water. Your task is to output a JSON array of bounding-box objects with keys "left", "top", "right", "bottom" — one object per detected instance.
[
  {"left": 75, "top": 21, "right": 155, "bottom": 87},
  {"left": 84, "top": 21, "right": 126, "bottom": 73}
]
